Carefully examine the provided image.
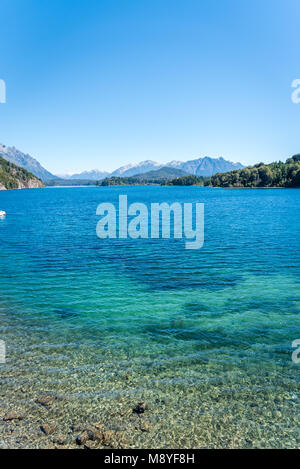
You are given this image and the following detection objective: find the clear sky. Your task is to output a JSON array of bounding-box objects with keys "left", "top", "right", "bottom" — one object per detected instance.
[{"left": 0, "top": 0, "right": 300, "bottom": 174}]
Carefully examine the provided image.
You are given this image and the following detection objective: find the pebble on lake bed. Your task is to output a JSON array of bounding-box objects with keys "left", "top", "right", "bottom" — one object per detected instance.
[{"left": 140, "top": 422, "right": 151, "bottom": 432}]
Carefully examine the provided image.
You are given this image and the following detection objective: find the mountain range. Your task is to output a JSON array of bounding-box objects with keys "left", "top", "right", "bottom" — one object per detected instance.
[
  {"left": 100, "top": 167, "right": 189, "bottom": 186},
  {"left": 61, "top": 169, "right": 110, "bottom": 180},
  {"left": 0, "top": 143, "right": 57, "bottom": 181},
  {"left": 63, "top": 157, "right": 244, "bottom": 181},
  {"left": 169, "top": 157, "right": 244, "bottom": 176},
  {"left": 0, "top": 143, "right": 244, "bottom": 182}
]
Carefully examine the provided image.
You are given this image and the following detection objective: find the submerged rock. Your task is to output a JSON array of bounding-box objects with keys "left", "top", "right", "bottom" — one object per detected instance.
[
  {"left": 40, "top": 423, "right": 57, "bottom": 435},
  {"left": 35, "top": 395, "right": 56, "bottom": 407},
  {"left": 101, "top": 430, "right": 115, "bottom": 446},
  {"left": 3, "top": 411, "right": 24, "bottom": 422},
  {"left": 76, "top": 431, "right": 90, "bottom": 445},
  {"left": 53, "top": 434, "right": 68, "bottom": 445},
  {"left": 84, "top": 441, "right": 100, "bottom": 449},
  {"left": 133, "top": 402, "right": 148, "bottom": 414},
  {"left": 76, "top": 426, "right": 127, "bottom": 449},
  {"left": 76, "top": 428, "right": 103, "bottom": 445},
  {"left": 140, "top": 421, "right": 151, "bottom": 432}
]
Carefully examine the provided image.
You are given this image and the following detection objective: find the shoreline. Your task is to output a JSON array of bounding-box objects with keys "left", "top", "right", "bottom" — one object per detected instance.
[{"left": 43, "top": 184, "right": 300, "bottom": 189}]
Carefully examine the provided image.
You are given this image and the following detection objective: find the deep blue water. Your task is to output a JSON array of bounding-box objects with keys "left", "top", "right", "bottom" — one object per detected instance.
[{"left": 0, "top": 186, "right": 299, "bottom": 448}]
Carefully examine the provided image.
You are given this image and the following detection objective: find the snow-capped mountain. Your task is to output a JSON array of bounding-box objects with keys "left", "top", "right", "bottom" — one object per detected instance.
[
  {"left": 109, "top": 156, "right": 243, "bottom": 178},
  {"left": 0, "top": 143, "right": 57, "bottom": 181},
  {"left": 0, "top": 142, "right": 244, "bottom": 182},
  {"left": 62, "top": 170, "right": 110, "bottom": 181},
  {"left": 57, "top": 156, "right": 244, "bottom": 180},
  {"left": 167, "top": 156, "right": 244, "bottom": 177},
  {"left": 110, "top": 160, "right": 162, "bottom": 177}
]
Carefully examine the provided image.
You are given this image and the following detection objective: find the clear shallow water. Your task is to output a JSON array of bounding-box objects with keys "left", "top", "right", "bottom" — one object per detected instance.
[{"left": 0, "top": 186, "right": 299, "bottom": 448}]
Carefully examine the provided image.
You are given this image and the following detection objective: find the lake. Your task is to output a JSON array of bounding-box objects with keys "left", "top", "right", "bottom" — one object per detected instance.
[{"left": 0, "top": 186, "right": 299, "bottom": 448}]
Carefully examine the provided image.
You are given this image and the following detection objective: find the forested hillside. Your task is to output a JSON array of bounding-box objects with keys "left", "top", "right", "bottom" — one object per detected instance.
[
  {"left": 208, "top": 155, "right": 300, "bottom": 188},
  {"left": 0, "top": 156, "right": 44, "bottom": 190},
  {"left": 164, "top": 155, "right": 300, "bottom": 188}
]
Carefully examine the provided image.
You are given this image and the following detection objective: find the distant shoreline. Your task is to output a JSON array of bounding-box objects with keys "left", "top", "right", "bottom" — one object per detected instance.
[{"left": 42, "top": 184, "right": 300, "bottom": 189}]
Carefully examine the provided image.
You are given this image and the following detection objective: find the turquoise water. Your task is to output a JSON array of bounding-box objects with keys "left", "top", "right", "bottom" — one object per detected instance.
[{"left": 0, "top": 186, "right": 299, "bottom": 448}]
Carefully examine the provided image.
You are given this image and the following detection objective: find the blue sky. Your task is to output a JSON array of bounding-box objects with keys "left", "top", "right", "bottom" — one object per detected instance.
[{"left": 0, "top": 0, "right": 300, "bottom": 174}]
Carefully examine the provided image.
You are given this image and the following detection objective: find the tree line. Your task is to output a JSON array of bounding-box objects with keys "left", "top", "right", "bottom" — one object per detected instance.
[{"left": 164, "top": 155, "right": 300, "bottom": 188}]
